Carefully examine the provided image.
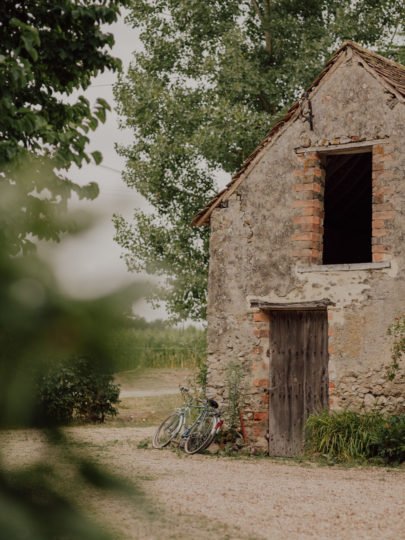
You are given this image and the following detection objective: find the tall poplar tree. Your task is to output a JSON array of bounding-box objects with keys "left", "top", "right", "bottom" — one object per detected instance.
[{"left": 114, "top": 0, "right": 405, "bottom": 322}]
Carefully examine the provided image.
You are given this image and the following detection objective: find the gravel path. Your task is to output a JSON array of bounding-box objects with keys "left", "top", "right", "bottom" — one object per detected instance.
[
  {"left": 119, "top": 388, "right": 179, "bottom": 398},
  {"left": 60, "top": 428, "right": 405, "bottom": 539},
  {"left": 2, "top": 427, "right": 405, "bottom": 540}
]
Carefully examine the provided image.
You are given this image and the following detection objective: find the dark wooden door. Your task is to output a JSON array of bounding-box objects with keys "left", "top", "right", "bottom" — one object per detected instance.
[{"left": 268, "top": 309, "right": 328, "bottom": 457}]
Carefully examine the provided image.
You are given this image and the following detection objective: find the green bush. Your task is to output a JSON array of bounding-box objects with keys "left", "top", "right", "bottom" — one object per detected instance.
[
  {"left": 37, "top": 356, "right": 120, "bottom": 424},
  {"left": 372, "top": 414, "right": 405, "bottom": 464},
  {"left": 305, "top": 410, "right": 405, "bottom": 464}
]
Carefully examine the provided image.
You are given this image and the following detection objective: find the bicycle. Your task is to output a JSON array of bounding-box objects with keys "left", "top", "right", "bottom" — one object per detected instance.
[
  {"left": 184, "top": 402, "right": 223, "bottom": 454},
  {"left": 152, "top": 386, "right": 223, "bottom": 454}
]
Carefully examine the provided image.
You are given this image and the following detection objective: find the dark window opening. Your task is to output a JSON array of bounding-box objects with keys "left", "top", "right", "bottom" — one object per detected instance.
[{"left": 323, "top": 152, "right": 372, "bottom": 264}]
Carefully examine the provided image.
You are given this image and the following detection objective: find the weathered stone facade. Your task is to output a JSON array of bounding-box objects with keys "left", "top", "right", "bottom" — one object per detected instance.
[{"left": 196, "top": 43, "right": 405, "bottom": 454}]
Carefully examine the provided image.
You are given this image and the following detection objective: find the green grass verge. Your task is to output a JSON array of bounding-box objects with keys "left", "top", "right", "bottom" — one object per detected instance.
[{"left": 107, "top": 393, "right": 183, "bottom": 427}]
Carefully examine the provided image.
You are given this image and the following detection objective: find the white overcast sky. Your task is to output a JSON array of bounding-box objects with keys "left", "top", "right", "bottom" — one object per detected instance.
[{"left": 39, "top": 10, "right": 229, "bottom": 321}]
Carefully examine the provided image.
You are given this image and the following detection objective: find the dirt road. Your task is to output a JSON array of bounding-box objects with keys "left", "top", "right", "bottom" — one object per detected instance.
[{"left": 2, "top": 426, "right": 404, "bottom": 540}]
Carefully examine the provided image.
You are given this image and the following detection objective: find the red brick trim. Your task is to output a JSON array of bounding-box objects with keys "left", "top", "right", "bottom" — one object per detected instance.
[
  {"left": 292, "top": 152, "right": 325, "bottom": 264},
  {"left": 372, "top": 145, "right": 395, "bottom": 262},
  {"left": 253, "top": 312, "right": 270, "bottom": 322},
  {"left": 293, "top": 144, "right": 396, "bottom": 265}
]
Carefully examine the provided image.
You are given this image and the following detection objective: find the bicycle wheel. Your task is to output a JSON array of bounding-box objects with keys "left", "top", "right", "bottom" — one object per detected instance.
[
  {"left": 184, "top": 414, "right": 216, "bottom": 454},
  {"left": 153, "top": 412, "right": 183, "bottom": 449}
]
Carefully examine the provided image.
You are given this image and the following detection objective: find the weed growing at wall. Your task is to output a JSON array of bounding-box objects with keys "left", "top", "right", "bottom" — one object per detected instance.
[
  {"left": 195, "top": 362, "right": 208, "bottom": 397},
  {"left": 224, "top": 360, "right": 248, "bottom": 430},
  {"left": 214, "top": 360, "right": 248, "bottom": 452},
  {"left": 387, "top": 314, "right": 405, "bottom": 380},
  {"left": 305, "top": 410, "right": 405, "bottom": 465}
]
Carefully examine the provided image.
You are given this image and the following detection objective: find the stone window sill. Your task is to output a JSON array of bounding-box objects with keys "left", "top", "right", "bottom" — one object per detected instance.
[{"left": 297, "top": 262, "right": 391, "bottom": 273}]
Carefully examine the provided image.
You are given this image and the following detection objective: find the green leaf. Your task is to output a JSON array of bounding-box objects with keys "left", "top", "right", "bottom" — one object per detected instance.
[
  {"left": 22, "top": 34, "right": 38, "bottom": 61},
  {"left": 96, "top": 97, "right": 111, "bottom": 111},
  {"left": 91, "top": 151, "right": 103, "bottom": 165},
  {"left": 95, "top": 107, "right": 106, "bottom": 123}
]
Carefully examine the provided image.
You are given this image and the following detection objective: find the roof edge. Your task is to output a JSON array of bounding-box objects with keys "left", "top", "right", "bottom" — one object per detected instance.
[{"left": 191, "top": 41, "right": 405, "bottom": 227}]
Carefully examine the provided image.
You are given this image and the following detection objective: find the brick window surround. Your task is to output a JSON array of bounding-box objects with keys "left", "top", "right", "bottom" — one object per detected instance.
[{"left": 292, "top": 145, "right": 395, "bottom": 266}]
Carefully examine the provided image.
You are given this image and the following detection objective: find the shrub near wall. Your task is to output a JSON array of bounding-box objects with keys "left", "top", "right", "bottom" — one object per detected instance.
[{"left": 305, "top": 410, "right": 405, "bottom": 465}]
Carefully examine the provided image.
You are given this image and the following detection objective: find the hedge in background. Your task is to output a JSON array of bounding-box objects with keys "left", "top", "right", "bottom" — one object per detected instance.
[
  {"left": 305, "top": 410, "right": 405, "bottom": 465},
  {"left": 109, "top": 318, "right": 206, "bottom": 372}
]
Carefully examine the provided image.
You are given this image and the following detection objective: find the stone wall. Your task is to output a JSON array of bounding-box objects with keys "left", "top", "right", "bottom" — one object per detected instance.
[
  {"left": 206, "top": 48, "right": 405, "bottom": 453},
  {"left": 329, "top": 367, "right": 405, "bottom": 412}
]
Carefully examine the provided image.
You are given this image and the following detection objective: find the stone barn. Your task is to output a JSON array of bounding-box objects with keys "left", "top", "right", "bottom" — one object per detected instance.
[{"left": 191, "top": 41, "right": 405, "bottom": 456}]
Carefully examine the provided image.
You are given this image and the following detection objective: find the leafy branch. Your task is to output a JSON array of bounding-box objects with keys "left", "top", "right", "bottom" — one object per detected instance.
[{"left": 251, "top": 0, "right": 272, "bottom": 55}]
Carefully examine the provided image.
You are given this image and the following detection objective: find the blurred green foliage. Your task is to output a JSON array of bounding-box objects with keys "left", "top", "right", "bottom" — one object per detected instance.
[
  {"left": 0, "top": 179, "right": 145, "bottom": 537},
  {"left": 0, "top": 245, "right": 141, "bottom": 430},
  {"left": 114, "top": 0, "right": 405, "bottom": 322},
  {"left": 0, "top": 1, "right": 146, "bottom": 538},
  {"left": 0, "top": 178, "right": 146, "bottom": 536}
]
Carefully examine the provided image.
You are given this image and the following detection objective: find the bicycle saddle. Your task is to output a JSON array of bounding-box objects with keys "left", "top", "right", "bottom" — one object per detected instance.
[{"left": 208, "top": 398, "right": 219, "bottom": 409}]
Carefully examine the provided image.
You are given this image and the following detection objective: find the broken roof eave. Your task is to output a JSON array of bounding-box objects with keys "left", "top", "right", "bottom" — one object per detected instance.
[{"left": 191, "top": 41, "right": 405, "bottom": 228}]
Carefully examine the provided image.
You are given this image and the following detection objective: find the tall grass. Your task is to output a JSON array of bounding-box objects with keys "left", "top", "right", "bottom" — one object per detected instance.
[
  {"left": 305, "top": 410, "right": 405, "bottom": 464},
  {"left": 107, "top": 319, "right": 206, "bottom": 372}
]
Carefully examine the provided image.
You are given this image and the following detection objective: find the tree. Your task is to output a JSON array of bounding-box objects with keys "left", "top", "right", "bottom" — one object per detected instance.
[
  {"left": 0, "top": 0, "right": 128, "bottom": 254},
  {"left": 114, "top": 0, "right": 405, "bottom": 323},
  {"left": 0, "top": 3, "right": 149, "bottom": 537}
]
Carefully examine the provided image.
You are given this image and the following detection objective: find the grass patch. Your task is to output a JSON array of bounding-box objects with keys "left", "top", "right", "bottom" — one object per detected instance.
[
  {"left": 107, "top": 393, "right": 182, "bottom": 427},
  {"left": 137, "top": 438, "right": 152, "bottom": 449},
  {"left": 114, "top": 367, "right": 193, "bottom": 391}
]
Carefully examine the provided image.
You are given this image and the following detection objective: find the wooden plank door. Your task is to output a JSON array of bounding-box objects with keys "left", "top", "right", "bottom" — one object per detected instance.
[{"left": 268, "top": 309, "right": 328, "bottom": 457}]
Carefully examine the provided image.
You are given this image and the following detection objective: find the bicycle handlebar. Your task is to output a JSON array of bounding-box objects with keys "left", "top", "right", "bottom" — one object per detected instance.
[
  {"left": 180, "top": 387, "right": 219, "bottom": 410},
  {"left": 196, "top": 397, "right": 219, "bottom": 409}
]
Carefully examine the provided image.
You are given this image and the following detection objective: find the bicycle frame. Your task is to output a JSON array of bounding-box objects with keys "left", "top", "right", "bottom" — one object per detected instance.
[
  {"left": 180, "top": 403, "right": 222, "bottom": 442},
  {"left": 173, "top": 391, "right": 218, "bottom": 443},
  {"left": 154, "top": 387, "right": 222, "bottom": 450}
]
